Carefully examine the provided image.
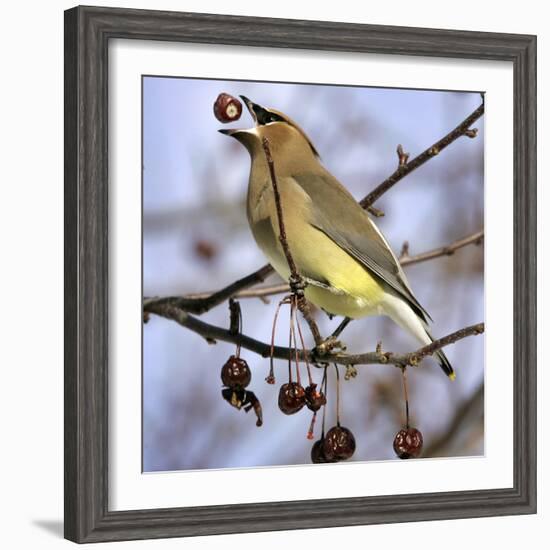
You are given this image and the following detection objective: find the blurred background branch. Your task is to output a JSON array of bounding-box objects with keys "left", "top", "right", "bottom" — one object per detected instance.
[{"left": 423, "top": 381, "right": 484, "bottom": 457}]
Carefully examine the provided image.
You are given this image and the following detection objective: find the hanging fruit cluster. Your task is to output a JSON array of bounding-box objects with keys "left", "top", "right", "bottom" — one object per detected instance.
[
  {"left": 310, "top": 365, "right": 356, "bottom": 463},
  {"left": 219, "top": 294, "right": 425, "bottom": 462},
  {"left": 266, "top": 294, "right": 355, "bottom": 461}
]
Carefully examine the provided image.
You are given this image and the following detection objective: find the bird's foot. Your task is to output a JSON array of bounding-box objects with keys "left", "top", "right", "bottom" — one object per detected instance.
[
  {"left": 312, "top": 335, "right": 347, "bottom": 359},
  {"left": 288, "top": 274, "right": 307, "bottom": 297}
]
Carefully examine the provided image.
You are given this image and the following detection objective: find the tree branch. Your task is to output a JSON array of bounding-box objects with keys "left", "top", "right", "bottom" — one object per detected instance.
[
  {"left": 144, "top": 297, "right": 484, "bottom": 368},
  {"left": 398, "top": 230, "right": 484, "bottom": 266},
  {"left": 359, "top": 102, "right": 484, "bottom": 208},
  {"left": 262, "top": 137, "right": 298, "bottom": 276},
  {"left": 261, "top": 136, "right": 323, "bottom": 346},
  {"left": 142, "top": 264, "right": 273, "bottom": 314},
  {"left": 398, "top": 323, "right": 485, "bottom": 365}
]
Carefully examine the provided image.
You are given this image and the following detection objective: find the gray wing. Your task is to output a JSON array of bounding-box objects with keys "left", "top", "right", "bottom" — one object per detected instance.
[{"left": 293, "top": 172, "right": 432, "bottom": 323}]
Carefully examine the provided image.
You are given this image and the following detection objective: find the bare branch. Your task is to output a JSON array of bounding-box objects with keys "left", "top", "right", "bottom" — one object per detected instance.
[
  {"left": 400, "top": 323, "right": 485, "bottom": 365},
  {"left": 399, "top": 230, "right": 484, "bottom": 267},
  {"left": 142, "top": 264, "right": 273, "bottom": 314},
  {"left": 144, "top": 297, "right": 484, "bottom": 369},
  {"left": 359, "top": 102, "right": 484, "bottom": 208},
  {"left": 261, "top": 137, "right": 299, "bottom": 276},
  {"left": 261, "top": 136, "right": 324, "bottom": 346}
]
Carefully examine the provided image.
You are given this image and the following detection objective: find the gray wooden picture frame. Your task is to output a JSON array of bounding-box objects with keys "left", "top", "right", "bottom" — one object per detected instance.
[{"left": 64, "top": 5, "right": 537, "bottom": 543}]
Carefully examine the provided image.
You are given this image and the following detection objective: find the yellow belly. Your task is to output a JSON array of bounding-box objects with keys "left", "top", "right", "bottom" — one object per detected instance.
[
  {"left": 253, "top": 217, "right": 385, "bottom": 319},
  {"left": 304, "top": 284, "right": 382, "bottom": 319}
]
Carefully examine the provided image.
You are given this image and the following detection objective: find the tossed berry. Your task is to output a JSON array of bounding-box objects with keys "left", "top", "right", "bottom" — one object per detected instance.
[
  {"left": 278, "top": 382, "right": 306, "bottom": 415},
  {"left": 393, "top": 427, "right": 423, "bottom": 459},
  {"left": 304, "top": 383, "right": 327, "bottom": 412},
  {"left": 221, "top": 355, "right": 251, "bottom": 389},
  {"left": 323, "top": 426, "right": 356, "bottom": 461},
  {"left": 213, "top": 93, "right": 243, "bottom": 123},
  {"left": 311, "top": 438, "right": 337, "bottom": 464}
]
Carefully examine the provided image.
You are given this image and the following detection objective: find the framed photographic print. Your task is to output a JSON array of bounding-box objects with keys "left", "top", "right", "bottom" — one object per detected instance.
[{"left": 64, "top": 5, "right": 537, "bottom": 543}]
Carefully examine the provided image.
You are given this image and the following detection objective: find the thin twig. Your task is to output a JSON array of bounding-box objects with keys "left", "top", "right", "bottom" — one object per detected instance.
[
  {"left": 360, "top": 102, "right": 484, "bottom": 208},
  {"left": 262, "top": 137, "right": 297, "bottom": 275},
  {"left": 143, "top": 264, "right": 273, "bottom": 314},
  {"left": 334, "top": 364, "right": 341, "bottom": 426},
  {"left": 261, "top": 136, "right": 323, "bottom": 346},
  {"left": 401, "top": 368, "right": 410, "bottom": 428},
  {"left": 401, "top": 323, "right": 485, "bottom": 365},
  {"left": 400, "top": 230, "right": 484, "bottom": 266}
]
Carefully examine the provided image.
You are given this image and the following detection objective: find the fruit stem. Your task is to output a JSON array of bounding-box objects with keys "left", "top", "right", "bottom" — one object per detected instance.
[
  {"left": 401, "top": 366, "right": 410, "bottom": 429},
  {"left": 294, "top": 295, "right": 313, "bottom": 385},
  {"left": 229, "top": 299, "right": 243, "bottom": 358},
  {"left": 236, "top": 305, "right": 242, "bottom": 358},
  {"left": 321, "top": 367, "right": 328, "bottom": 437},
  {"left": 334, "top": 364, "right": 341, "bottom": 427},
  {"left": 288, "top": 317, "right": 292, "bottom": 383},
  {"left": 268, "top": 297, "right": 289, "bottom": 384},
  {"left": 307, "top": 411, "right": 317, "bottom": 440},
  {"left": 289, "top": 297, "right": 301, "bottom": 385}
]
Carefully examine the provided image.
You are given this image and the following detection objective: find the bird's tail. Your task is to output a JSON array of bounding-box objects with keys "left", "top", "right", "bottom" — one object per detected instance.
[
  {"left": 430, "top": 337, "right": 455, "bottom": 380},
  {"left": 382, "top": 293, "right": 456, "bottom": 381}
]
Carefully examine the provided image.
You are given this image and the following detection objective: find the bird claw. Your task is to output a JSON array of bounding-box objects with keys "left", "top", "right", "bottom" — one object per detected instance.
[
  {"left": 288, "top": 274, "right": 307, "bottom": 296},
  {"left": 312, "top": 336, "right": 346, "bottom": 358}
]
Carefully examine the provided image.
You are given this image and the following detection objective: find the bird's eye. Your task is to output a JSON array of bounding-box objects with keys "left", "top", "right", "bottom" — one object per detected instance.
[
  {"left": 264, "top": 113, "right": 279, "bottom": 123},
  {"left": 255, "top": 107, "right": 283, "bottom": 125}
]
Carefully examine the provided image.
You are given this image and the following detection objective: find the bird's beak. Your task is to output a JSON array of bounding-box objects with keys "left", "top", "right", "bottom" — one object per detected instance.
[
  {"left": 218, "top": 127, "right": 258, "bottom": 140},
  {"left": 218, "top": 128, "right": 242, "bottom": 136},
  {"left": 239, "top": 95, "right": 261, "bottom": 125}
]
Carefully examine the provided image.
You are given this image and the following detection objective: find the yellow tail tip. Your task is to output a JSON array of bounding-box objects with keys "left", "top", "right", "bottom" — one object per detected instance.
[{"left": 449, "top": 372, "right": 457, "bottom": 381}]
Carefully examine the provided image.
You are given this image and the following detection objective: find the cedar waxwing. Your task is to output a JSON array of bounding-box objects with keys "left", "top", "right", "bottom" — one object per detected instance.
[{"left": 219, "top": 96, "right": 454, "bottom": 379}]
